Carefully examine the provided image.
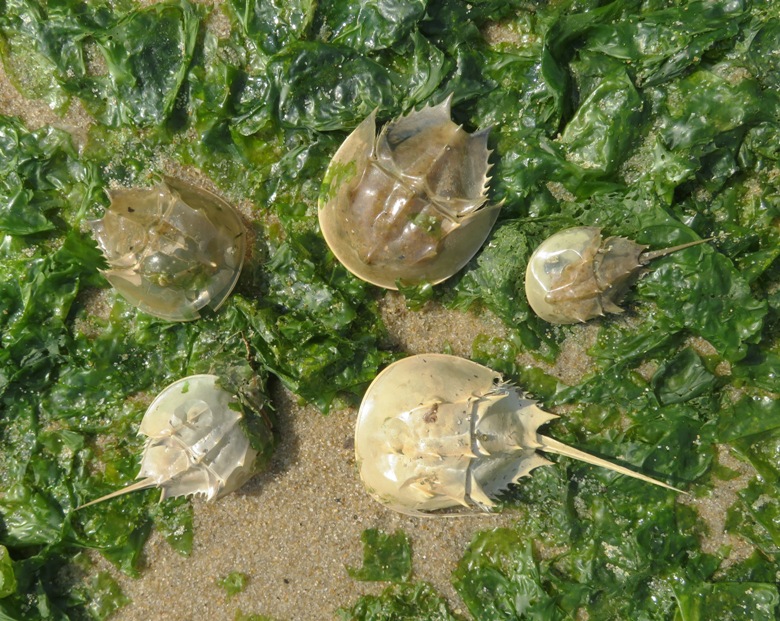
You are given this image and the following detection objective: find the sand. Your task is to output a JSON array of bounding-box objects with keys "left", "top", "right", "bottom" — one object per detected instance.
[{"left": 102, "top": 377, "right": 516, "bottom": 620}]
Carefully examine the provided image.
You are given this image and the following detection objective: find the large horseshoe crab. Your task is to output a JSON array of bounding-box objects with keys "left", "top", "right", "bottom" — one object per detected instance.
[
  {"left": 318, "top": 97, "right": 501, "bottom": 289},
  {"left": 354, "top": 354, "right": 681, "bottom": 516}
]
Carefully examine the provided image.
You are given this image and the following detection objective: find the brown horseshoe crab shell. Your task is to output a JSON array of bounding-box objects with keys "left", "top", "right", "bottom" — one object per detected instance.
[
  {"left": 354, "top": 354, "right": 680, "bottom": 516},
  {"left": 90, "top": 177, "right": 246, "bottom": 321},
  {"left": 318, "top": 98, "right": 501, "bottom": 289}
]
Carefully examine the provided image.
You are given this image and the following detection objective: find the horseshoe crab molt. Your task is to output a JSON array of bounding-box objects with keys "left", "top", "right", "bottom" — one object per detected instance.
[
  {"left": 354, "top": 354, "right": 681, "bottom": 516},
  {"left": 79, "top": 375, "right": 260, "bottom": 508},
  {"left": 525, "top": 226, "right": 710, "bottom": 324},
  {"left": 90, "top": 177, "right": 246, "bottom": 321},
  {"left": 318, "top": 97, "right": 501, "bottom": 289}
]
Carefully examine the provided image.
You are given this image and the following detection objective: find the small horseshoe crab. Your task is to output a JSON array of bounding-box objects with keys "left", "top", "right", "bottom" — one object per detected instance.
[
  {"left": 318, "top": 97, "right": 501, "bottom": 289},
  {"left": 90, "top": 177, "right": 246, "bottom": 321},
  {"left": 354, "top": 354, "right": 681, "bottom": 516},
  {"left": 525, "top": 226, "right": 710, "bottom": 324},
  {"left": 79, "top": 375, "right": 262, "bottom": 508}
]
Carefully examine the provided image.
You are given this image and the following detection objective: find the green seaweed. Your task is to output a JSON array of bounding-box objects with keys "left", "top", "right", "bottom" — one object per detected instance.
[{"left": 347, "top": 529, "right": 413, "bottom": 584}]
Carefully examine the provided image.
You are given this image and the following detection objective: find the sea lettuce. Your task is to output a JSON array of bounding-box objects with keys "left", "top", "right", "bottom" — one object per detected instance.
[
  {"left": 0, "top": 0, "right": 201, "bottom": 127},
  {"left": 453, "top": 497, "right": 717, "bottom": 620},
  {"left": 0, "top": 116, "right": 80, "bottom": 235},
  {"left": 560, "top": 64, "right": 642, "bottom": 175},
  {"left": 0, "top": 546, "right": 16, "bottom": 598},
  {"left": 587, "top": 0, "right": 749, "bottom": 86},
  {"left": 453, "top": 530, "right": 563, "bottom": 620},
  {"left": 347, "top": 529, "right": 413, "bottom": 583},
  {"left": 315, "top": 0, "right": 427, "bottom": 53},
  {"left": 650, "top": 348, "right": 717, "bottom": 406},
  {"left": 83, "top": 0, "right": 201, "bottom": 127},
  {"left": 674, "top": 581, "right": 780, "bottom": 621},
  {"left": 338, "top": 581, "right": 462, "bottom": 621},
  {"left": 229, "top": 0, "right": 316, "bottom": 55},
  {"left": 268, "top": 41, "right": 397, "bottom": 131},
  {"left": 217, "top": 571, "right": 249, "bottom": 599},
  {"left": 0, "top": 0, "right": 103, "bottom": 113}
]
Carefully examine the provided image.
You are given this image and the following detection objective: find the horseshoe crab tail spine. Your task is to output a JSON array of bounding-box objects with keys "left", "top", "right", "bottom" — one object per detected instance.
[
  {"left": 538, "top": 435, "right": 685, "bottom": 493},
  {"left": 76, "top": 477, "right": 158, "bottom": 510},
  {"left": 640, "top": 238, "right": 712, "bottom": 264}
]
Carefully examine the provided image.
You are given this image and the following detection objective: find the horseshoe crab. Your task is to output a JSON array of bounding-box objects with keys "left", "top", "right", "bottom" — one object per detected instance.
[
  {"left": 354, "top": 354, "right": 681, "bottom": 516},
  {"left": 318, "top": 97, "right": 501, "bottom": 289},
  {"left": 79, "top": 375, "right": 260, "bottom": 508},
  {"left": 90, "top": 177, "right": 246, "bottom": 321},
  {"left": 525, "top": 226, "right": 710, "bottom": 324}
]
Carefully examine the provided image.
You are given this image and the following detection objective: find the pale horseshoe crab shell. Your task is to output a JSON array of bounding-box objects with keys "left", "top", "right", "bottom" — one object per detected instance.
[
  {"left": 79, "top": 375, "right": 259, "bottom": 508},
  {"left": 90, "top": 177, "right": 246, "bottom": 321},
  {"left": 354, "top": 354, "right": 681, "bottom": 516},
  {"left": 318, "top": 97, "right": 501, "bottom": 289},
  {"left": 525, "top": 226, "right": 710, "bottom": 324}
]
